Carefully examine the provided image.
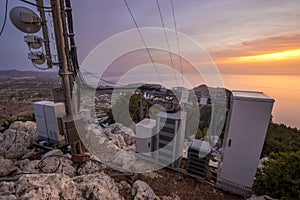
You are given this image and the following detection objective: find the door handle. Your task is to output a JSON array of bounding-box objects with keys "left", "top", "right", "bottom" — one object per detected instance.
[{"left": 228, "top": 139, "right": 232, "bottom": 147}]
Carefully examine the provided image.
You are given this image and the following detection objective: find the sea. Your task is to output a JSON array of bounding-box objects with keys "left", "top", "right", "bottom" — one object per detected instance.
[{"left": 222, "top": 74, "right": 300, "bottom": 129}]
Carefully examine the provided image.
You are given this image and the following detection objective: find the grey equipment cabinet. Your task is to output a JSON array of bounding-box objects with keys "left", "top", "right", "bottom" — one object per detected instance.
[{"left": 217, "top": 91, "right": 274, "bottom": 197}]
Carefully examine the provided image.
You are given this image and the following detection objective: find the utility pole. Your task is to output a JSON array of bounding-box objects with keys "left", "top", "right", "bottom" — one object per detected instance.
[{"left": 50, "top": 0, "right": 73, "bottom": 116}]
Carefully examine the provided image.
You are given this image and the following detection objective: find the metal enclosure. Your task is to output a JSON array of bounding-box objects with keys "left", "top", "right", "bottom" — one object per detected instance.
[
  {"left": 156, "top": 111, "right": 187, "bottom": 168},
  {"left": 136, "top": 118, "right": 156, "bottom": 156},
  {"left": 217, "top": 91, "right": 274, "bottom": 196},
  {"left": 33, "top": 101, "right": 65, "bottom": 144}
]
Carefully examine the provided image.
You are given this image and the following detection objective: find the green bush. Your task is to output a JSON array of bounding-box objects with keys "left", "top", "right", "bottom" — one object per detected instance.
[
  {"left": 262, "top": 123, "right": 300, "bottom": 157},
  {"left": 253, "top": 151, "right": 300, "bottom": 200}
]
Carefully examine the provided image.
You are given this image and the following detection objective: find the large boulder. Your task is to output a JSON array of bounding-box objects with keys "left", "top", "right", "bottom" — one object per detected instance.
[{"left": 0, "top": 121, "right": 38, "bottom": 159}]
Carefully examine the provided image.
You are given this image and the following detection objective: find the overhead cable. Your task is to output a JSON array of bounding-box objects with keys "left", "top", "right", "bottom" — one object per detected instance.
[
  {"left": 156, "top": 0, "right": 178, "bottom": 86},
  {"left": 0, "top": 0, "right": 9, "bottom": 37},
  {"left": 170, "top": 0, "right": 184, "bottom": 85},
  {"left": 123, "top": 0, "right": 164, "bottom": 85}
]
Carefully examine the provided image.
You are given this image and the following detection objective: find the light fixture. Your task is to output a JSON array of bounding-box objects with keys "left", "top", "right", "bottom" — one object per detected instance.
[
  {"left": 24, "top": 35, "right": 43, "bottom": 49},
  {"left": 28, "top": 51, "right": 46, "bottom": 65}
]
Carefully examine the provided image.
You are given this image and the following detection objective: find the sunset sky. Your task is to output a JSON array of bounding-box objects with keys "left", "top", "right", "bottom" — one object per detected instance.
[
  {"left": 0, "top": 0, "right": 299, "bottom": 74},
  {"left": 0, "top": 0, "right": 299, "bottom": 127}
]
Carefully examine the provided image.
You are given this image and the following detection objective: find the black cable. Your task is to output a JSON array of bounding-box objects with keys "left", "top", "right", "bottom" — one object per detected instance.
[
  {"left": 156, "top": 0, "right": 178, "bottom": 87},
  {"left": 123, "top": 0, "right": 164, "bottom": 85},
  {"left": 38, "top": 155, "right": 61, "bottom": 173},
  {"left": 80, "top": 68, "right": 122, "bottom": 86},
  {"left": 19, "top": 0, "right": 52, "bottom": 9},
  {"left": 38, "top": 154, "right": 74, "bottom": 174},
  {"left": 170, "top": 0, "right": 184, "bottom": 86},
  {"left": 0, "top": 0, "right": 8, "bottom": 37}
]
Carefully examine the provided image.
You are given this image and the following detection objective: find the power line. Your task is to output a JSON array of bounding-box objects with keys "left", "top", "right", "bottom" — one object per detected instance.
[
  {"left": 123, "top": 0, "right": 164, "bottom": 85},
  {"left": 80, "top": 68, "right": 123, "bottom": 87},
  {"left": 170, "top": 0, "right": 184, "bottom": 86},
  {"left": 19, "top": 0, "right": 52, "bottom": 9},
  {"left": 156, "top": 0, "right": 178, "bottom": 87},
  {"left": 0, "top": 0, "right": 8, "bottom": 37}
]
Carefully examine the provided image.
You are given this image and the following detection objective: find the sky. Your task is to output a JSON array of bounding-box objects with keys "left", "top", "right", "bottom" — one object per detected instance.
[
  {"left": 0, "top": 0, "right": 299, "bottom": 74},
  {"left": 0, "top": 0, "right": 300, "bottom": 128}
]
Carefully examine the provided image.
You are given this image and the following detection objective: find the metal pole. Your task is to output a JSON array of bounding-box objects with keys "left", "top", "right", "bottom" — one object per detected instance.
[
  {"left": 36, "top": 0, "right": 52, "bottom": 68},
  {"left": 50, "top": 0, "right": 73, "bottom": 116}
]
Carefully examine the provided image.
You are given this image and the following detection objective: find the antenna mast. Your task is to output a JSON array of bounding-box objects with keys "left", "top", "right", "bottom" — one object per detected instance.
[{"left": 49, "top": 0, "right": 73, "bottom": 116}]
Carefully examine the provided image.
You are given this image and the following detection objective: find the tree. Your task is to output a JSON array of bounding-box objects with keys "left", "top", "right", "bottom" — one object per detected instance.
[
  {"left": 261, "top": 123, "right": 300, "bottom": 157},
  {"left": 253, "top": 151, "right": 300, "bottom": 200},
  {"left": 108, "top": 93, "right": 147, "bottom": 129}
]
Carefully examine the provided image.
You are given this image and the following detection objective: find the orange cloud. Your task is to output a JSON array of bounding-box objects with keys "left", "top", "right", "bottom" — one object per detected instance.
[
  {"left": 225, "top": 48, "right": 300, "bottom": 63},
  {"left": 208, "top": 34, "right": 300, "bottom": 74},
  {"left": 210, "top": 34, "right": 300, "bottom": 62}
]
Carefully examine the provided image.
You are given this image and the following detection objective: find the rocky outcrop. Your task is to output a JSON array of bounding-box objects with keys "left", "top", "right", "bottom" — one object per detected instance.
[
  {"left": 0, "top": 172, "right": 124, "bottom": 199},
  {"left": 15, "top": 174, "right": 80, "bottom": 199},
  {"left": 0, "top": 121, "right": 38, "bottom": 159},
  {"left": 104, "top": 123, "right": 136, "bottom": 146},
  {"left": 0, "top": 122, "right": 179, "bottom": 200}
]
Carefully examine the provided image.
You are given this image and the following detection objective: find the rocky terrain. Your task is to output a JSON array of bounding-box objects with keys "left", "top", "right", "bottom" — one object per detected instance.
[{"left": 0, "top": 121, "right": 273, "bottom": 200}]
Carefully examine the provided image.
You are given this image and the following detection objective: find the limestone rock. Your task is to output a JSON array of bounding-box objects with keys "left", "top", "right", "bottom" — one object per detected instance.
[
  {"left": 18, "top": 160, "right": 40, "bottom": 173},
  {"left": 8, "top": 121, "right": 22, "bottom": 130},
  {"left": 104, "top": 123, "right": 136, "bottom": 146},
  {"left": 15, "top": 174, "right": 80, "bottom": 199},
  {"left": 41, "top": 149, "right": 64, "bottom": 159},
  {"left": 73, "top": 172, "right": 123, "bottom": 200},
  {"left": 112, "top": 150, "right": 137, "bottom": 170},
  {"left": 0, "top": 155, "right": 14, "bottom": 172},
  {"left": 85, "top": 125, "right": 107, "bottom": 149},
  {"left": 39, "top": 154, "right": 76, "bottom": 177},
  {"left": 132, "top": 180, "right": 159, "bottom": 200},
  {"left": 0, "top": 195, "right": 17, "bottom": 200},
  {"left": 77, "top": 160, "right": 103, "bottom": 175},
  {"left": 117, "top": 181, "right": 132, "bottom": 199},
  {"left": 0, "top": 182, "right": 15, "bottom": 197},
  {"left": 0, "top": 121, "right": 38, "bottom": 159},
  {"left": 108, "top": 134, "right": 127, "bottom": 149},
  {"left": 118, "top": 180, "right": 132, "bottom": 191}
]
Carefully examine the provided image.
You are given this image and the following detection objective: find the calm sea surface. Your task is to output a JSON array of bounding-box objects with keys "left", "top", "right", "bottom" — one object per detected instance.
[{"left": 222, "top": 74, "right": 300, "bottom": 129}]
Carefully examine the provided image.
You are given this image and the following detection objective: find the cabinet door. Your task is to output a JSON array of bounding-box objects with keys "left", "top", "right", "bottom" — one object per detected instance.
[{"left": 219, "top": 99, "right": 273, "bottom": 187}]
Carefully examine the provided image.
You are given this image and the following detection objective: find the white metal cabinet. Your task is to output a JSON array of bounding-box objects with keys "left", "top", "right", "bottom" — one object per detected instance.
[
  {"left": 217, "top": 91, "right": 274, "bottom": 196},
  {"left": 33, "top": 101, "right": 65, "bottom": 144},
  {"left": 136, "top": 118, "right": 156, "bottom": 156}
]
